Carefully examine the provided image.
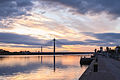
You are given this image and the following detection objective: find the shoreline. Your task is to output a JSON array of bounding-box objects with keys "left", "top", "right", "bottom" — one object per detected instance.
[{"left": 0, "top": 52, "right": 93, "bottom": 55}]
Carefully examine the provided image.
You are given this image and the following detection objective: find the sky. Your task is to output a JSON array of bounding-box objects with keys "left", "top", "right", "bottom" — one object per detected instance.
[{"left": 0, "top": 0, "right": 120, "bottom": 52}]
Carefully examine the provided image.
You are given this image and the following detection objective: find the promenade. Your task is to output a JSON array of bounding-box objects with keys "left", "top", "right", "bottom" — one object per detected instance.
[{"left": 79, "top": 55, "right": 120, "bottom": 80}]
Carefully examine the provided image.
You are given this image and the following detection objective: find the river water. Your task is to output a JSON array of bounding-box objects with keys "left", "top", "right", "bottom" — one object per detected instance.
[{"left": 0, "top": 55, "right": 89, "bottom": 80}]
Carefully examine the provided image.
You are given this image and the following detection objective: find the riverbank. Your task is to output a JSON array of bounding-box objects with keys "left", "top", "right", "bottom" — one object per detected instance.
[
  {"left": 79, "top": 55, "right": 120, "bottom": 80},
  {"left": 0, "top": 52, "right": 93, "bottom": 55}
]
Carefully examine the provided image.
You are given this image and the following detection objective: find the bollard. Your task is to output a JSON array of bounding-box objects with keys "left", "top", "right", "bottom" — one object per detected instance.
[{"left": 93, "top": 62, "right": 98, "bottom": 72}]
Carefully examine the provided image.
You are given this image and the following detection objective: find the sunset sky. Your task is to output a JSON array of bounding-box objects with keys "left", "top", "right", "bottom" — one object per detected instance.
[{"left": 0, "top": 0, "right": 120, "bottom": 52}]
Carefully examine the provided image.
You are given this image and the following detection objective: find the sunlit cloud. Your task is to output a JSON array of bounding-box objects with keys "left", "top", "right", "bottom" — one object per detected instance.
[{"left": 0, "top": 0, "right": 120, "bottom": 52}]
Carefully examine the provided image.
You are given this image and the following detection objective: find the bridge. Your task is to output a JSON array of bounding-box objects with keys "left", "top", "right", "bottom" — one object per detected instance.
[{"left": 31, "top": 38, "right": 93, "bottom": 55}]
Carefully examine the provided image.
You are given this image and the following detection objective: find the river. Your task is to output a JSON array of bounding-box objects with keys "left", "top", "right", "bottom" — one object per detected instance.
[{"left": 0, "top": 55, "right": 89, "bottom": 80}]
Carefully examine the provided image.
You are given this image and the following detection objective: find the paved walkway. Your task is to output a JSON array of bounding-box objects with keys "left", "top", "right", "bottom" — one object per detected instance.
[{"left": 79, "top": 55, "right": 120, "bottom": 80}]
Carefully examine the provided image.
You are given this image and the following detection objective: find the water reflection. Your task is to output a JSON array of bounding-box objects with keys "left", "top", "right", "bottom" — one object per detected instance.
[
  {"left": 0, "top": 55, "right": 89, "bottom": 80},
  {"left": 54, "top": 55, "right": 56, "bottom": 72},
  {"left": 40, "top": 56, "right": 42, "bottom": 64}
]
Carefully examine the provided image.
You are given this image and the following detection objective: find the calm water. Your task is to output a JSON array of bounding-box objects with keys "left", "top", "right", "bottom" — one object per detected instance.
[{"left": 0, "top": 55, "right": 89, "bottom": 80}]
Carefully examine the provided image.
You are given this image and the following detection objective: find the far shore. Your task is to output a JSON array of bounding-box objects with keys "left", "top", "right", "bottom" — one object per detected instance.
[{"left": 0, "top": 52, "right": 93, "bottom": 55}]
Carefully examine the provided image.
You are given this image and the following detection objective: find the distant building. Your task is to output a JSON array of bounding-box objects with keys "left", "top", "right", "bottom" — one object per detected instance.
[
  {"left": 20, "top": 51, "right": 30, "bottom": 54},
  {"left": 115, "top": 46, "right": 120, "bottom": 53},
  {"left": 106, "top": 47, "right": 109, "bottom": 52},
  {"left": 0, "top": 49, "right": 10, "bottom": 54},
  {"left": 94, "top": 49, "right": 97, "bottom": 53},
  {"left": 100, "top": 47, "right": 103, "bottom": 53},
  {"left": 0, "top": 49, "right": 5, "bottom": 52},
  {"left": 94, "top": 49, "right": 97, "bottom": 56}
]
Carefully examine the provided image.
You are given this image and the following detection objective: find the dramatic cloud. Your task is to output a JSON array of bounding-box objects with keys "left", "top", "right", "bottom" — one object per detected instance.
[
  {"left": 0, "top": 32, "right": 86, "bottom": 48},
  {"left": 0, "top": 32, "right": 43, "bottom": 45},
  {"left": 0, "top": 32, "right": 120, "bottom": 48},
  {"left": 0, "top": 0, "right": 120, "bottom": 51},
  {"left": 83, "top": 32, "right": 120, "bottom": 46},
  {"left": 48, "top": 0, "right": 120, "bottom": 18},
  {"left": 56, "top": 39, "right": 86, "bottom": 45},
  {"left": 0, "top": 0, "right": 33, "bottom": 19}
]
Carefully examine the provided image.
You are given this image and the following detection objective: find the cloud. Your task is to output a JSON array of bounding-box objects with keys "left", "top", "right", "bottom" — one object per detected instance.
[
  {"left": 0, "top": 32, "right": 120, "bottom": 48},
  {"left": 0, "top": 32, "right": 87, "bottom": 48},
  {"left": 0, "top": 32, "right": 43, "bottom": 45},
  {"left": 8, "top": 39, "right": 87, "bottom": 48},
  {"left": 0, "top": 0, "right": 35, "bottom": 29},
  {"left": 83, "top": 32, "right": 120, "bottom": 46},
  {"left": 56, "top": 39, "right": 86, "bottom": 45},
  {"left": 84, "top": 32, "right": 120, "bottom": 42},
  {"left": 47, "top": 0, "right": 120, "bottom": 18},
  {"left": 93, "top": 33, "right": 120, "bottom": 40},
  {"left": 0, "top": 0, "right": 33, "bottom": 19},
  {"left": 0, "top": 32, "right": 62, "bottom": 48}
]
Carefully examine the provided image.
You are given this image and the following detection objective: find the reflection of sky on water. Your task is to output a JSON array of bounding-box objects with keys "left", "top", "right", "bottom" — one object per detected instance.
[{"left": 0, "top": 55, "right": 88, "bottom": 80}]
